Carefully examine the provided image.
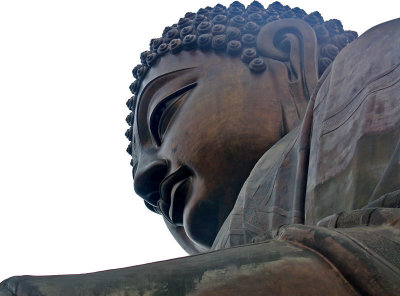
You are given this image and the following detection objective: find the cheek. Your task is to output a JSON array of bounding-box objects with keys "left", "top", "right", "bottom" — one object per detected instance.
[
  {"left": 159, "top": 110, "right": 221, "bottom": 168},
  {"left": 160, "top": 103, "right": 281, "bottom": 181}
]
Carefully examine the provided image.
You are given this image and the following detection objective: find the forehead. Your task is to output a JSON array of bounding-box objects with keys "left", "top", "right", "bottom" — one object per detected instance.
[
  {"left": 137, "top": 50, "right": 249, "bottom": 99},
  {"left": 134, "top": 51, "right": 246, "bottom": 138},
  {"left": 134, "top": 50, "right": 288, "bottom": 128}
]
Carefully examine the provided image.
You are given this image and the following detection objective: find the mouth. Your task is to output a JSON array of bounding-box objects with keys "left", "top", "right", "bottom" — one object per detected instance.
[{"left": 158, "top": 166, "right": 192, "bottom": 226}]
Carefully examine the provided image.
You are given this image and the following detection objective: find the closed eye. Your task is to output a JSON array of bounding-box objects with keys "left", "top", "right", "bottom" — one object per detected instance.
[{"left": 149, "top": 83, "right": 197, "bottom": 145}]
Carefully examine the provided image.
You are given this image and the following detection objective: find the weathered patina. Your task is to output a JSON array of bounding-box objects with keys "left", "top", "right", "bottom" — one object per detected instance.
[{"left": 1, "top": 1, "right": 399, "bottom": 295}]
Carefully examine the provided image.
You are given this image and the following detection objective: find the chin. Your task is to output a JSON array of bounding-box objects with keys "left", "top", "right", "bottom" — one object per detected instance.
[
  {"left": 183, "top": 217, "right": 217, "bottom": 249},
  {"left": 183, "top": 198, "right": 224, "bottom": 249}
]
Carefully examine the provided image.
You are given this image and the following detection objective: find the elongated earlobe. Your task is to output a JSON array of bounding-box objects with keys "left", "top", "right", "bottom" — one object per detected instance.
[{"left": 256, "top": 19, "right": 319, "bottom": 100}]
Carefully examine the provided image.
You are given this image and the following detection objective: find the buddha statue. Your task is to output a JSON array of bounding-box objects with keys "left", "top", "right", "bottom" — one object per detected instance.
[
  {"left": 1, "top": 1, "right": 399, "bottom": 295},
  {"left": 127, "top": 1, "right": 358, "bottom": 253}
]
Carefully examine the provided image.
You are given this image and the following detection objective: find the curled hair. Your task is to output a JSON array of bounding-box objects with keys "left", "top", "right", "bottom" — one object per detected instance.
[
  {"left": 213, "top": 14, "right": 228, "bottom": 24},
  {"left": 248, "top": 13, "right": 265, "bottom": 25},
  {"left": 226, "top": 26, "right": 242, "bottom": 41},
  {"left": 241, "top": 47, "right": 258, "bottom": 63},
  {"left": 242, "top": 34, "right": 256, "bottom": 46},
  {"left": 136, "top": 65, "right": 148, "bottom": 79},
  {"left": 211, "top": 4, "right": 226, "bottom": 17},
  {"left": 164, "top": 28, "right": 180, "bottom": 42},
  {"left": 249, "top": 57, "right": 267, "bottom": 72},
  {"left": 177, "top": 18, "right": 192, "bottom": 29},
  {"left": 145, "top": 53, "right": 158, "bottom": 66},
  {"left": 212, "top": 34, "right": 228, "bottom": 51},
  {"left": 157, "top": 43, "right": 169, "bottom": 55},
  {"left": 169, "top": 38, "right": 183, "bottom": 54},
  {"left": 180, "top": 25, "right": 194, "bottom": 38},
  {"left": 243, "top": 22, "right": 260, "bottom": 34},
  {"left": 197, "top": 21, "right": 213, "bottom": 34},
  {"left": 126, "top": 1, "right": 358, "bottom": 171},
  {"left": 193, "top": 14, "right": 206, "bottom": 26},
  {"left": 229, "top": 15, "right": 246, "bottom": 28},
  {"left": 212, "top": 24, "right": 226, "bottom": 35},
  {"left": 150, "top": 38, "right": 163, "bottom": 51},
  {"left": 198, "top": 34, "right": 213, "bottom": 49},
  {"left": 182, "top": 34, "right": 197, "bottom": 49},
  {"left": 227, "top": 40, "right": 242, "bottom": 55}
]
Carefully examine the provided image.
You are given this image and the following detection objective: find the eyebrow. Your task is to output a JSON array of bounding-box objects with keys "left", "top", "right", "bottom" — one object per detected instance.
[{"left": 137, "top": 67, "right": 197, "bottom": 108}]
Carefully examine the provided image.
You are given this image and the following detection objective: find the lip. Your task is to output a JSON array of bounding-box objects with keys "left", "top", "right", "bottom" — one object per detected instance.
[{"left": 159, "top": 166, "right": 192, "bottom": 225}]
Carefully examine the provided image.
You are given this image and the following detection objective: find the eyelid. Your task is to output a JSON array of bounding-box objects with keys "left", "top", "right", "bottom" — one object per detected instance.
[
  {"left": 149, "top": 82, "right": 197, "bottom": 146},
  {"left": 136, "top": 68, "right": 197, "bottom": 145}
]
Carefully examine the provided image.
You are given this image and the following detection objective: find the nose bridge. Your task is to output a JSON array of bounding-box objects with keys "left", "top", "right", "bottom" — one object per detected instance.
[{"left": 134, "top": 149, "right": 169, "bottom": 205}]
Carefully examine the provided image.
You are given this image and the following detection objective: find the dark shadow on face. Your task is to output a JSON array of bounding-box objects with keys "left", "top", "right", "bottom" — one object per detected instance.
[{"left": 133, "top": 50, "right": 301, "bottom": 250}]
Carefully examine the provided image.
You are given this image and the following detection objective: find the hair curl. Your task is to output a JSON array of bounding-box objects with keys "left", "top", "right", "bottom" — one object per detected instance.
[{"left": 125, "top": 1, "right": 358, "bottom": 171}]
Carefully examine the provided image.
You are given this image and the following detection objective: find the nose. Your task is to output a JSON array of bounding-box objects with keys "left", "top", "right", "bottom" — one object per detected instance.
[{"left": 134, "top": 159, "right": 169, "bottom": 207}]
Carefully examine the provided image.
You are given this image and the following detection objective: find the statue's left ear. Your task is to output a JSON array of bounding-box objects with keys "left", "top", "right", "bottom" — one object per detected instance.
[{"left": 257, "top": 19, "right": 318, "bottom": 100}]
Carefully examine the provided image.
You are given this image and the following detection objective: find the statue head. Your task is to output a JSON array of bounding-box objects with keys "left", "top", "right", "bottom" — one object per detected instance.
[{"left": 125, "top": 1, "right": 357, "bottom": 253}]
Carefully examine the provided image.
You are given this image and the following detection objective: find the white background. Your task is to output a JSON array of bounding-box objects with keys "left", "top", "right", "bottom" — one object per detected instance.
[{"left": 0, "top": 0, "right": 398, "bottom": 282}]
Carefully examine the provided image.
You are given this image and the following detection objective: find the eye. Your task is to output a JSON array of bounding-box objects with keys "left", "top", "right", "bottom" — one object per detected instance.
[{"left": 149, "top": 83, "right": 196, "bottom": 145}]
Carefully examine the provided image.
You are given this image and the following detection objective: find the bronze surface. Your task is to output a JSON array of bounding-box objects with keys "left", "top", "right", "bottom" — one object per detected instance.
[{"left": 1, "top": 2, "right": 400, "bottom": 295}]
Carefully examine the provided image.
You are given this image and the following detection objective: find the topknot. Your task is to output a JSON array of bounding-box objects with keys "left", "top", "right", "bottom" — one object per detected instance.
[{"left": 125, "top": 1, "right": 358, "bottom": 170}]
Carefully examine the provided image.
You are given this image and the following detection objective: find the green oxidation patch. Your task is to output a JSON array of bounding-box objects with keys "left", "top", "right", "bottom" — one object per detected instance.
[
  {"left": 98, "top": 282, "right": 168, "bottom": 296},
  {"left": 190, "top": 261, "right": 272, "bottom": 293},
  {"left": 189, "top": 257, "right": 316, "bottom": 295}
]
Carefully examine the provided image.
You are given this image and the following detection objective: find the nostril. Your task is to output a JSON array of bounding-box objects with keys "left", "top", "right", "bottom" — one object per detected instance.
[{"left": 134, "top": 159, "right": 169, "bottom": 205}]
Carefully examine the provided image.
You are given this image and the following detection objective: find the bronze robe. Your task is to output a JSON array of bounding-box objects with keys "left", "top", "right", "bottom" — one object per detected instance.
[{"left": 213, "top": 18, "right": 400, "bottom": 295}]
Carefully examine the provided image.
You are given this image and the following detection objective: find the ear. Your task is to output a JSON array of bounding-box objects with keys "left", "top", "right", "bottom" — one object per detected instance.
[{"left": 257, "top": 19, "right": 318, "bottom": 101}]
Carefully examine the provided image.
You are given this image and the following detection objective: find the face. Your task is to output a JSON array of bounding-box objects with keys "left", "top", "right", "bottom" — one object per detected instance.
[{"left": 133, "top": 50, "right": 298, "bottom": 250}]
